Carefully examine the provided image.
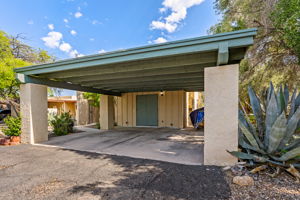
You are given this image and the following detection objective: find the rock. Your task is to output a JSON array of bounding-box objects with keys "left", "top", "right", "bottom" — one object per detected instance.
[
  {"left": 233, "top": 175, "right": 254, "bottom": 186},
  {"left": 223, "top": 166, "right": 231, "bottom": 171},
  {"left": 0, "top": 138, "right": 10, "bottom": 146}
]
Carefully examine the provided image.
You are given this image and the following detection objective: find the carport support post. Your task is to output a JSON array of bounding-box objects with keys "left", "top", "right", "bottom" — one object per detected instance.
[
  {"left": 100, "top": 95, "right": 114, "bottom": 129},
  {"left": 20, "top": 83, "right": 48, "bottom": 144},
  {"left": 204, "top": 64, "right": 238, "bottom": 166}
]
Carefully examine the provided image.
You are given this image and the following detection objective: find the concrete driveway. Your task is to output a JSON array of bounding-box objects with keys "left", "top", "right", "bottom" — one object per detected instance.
[
  {"left": 0, "top": 145, "right": 230, "bottom": 200},
  {"left": 42, "top": 127, "right": 204, "bottom": 165}
]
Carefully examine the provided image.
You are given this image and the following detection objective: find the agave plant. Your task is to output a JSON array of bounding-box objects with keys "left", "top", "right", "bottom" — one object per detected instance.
[{"left": 229, "top": 83, "right": 300, "bottom": 173}]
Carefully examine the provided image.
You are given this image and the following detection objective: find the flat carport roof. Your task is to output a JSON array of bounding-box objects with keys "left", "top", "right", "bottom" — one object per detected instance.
[{"left": 15, "top": 28, "right": 257, "bottom": 96}]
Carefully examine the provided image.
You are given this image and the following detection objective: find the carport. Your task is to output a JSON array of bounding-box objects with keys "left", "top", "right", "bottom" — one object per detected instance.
[{"left": 15, "top": 28, "right": 257, "bottom": 166}]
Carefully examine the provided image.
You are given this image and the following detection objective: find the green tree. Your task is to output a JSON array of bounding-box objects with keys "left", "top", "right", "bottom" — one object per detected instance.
[
  {"left": 272, "top": 0, "right": 300, "bottom": 59},
  {"left": 82, "top": 92, "right": 101, "bottom": 107},
  {"left": 0, "top": 30, "right": 54, "bottom": 114},
  {"left": 210, "top": 0, "right": 300, "bottom": 106}
]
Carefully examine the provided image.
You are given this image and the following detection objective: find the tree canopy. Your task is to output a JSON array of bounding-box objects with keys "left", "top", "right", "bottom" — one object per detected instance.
[
  {"left": 210, "top": 0, "right": 300, "bottom": 103},
  {"left": 0, "top": 30, "right": 54, "bottom": 113}
]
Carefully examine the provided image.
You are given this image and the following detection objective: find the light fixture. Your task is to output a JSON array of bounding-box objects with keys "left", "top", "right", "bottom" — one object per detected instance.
[{"left": 160, "top": 90, "right": 165, "bottom": 96}]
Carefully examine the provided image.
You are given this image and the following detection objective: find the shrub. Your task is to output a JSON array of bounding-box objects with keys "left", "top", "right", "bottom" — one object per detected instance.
[
  {"left": 229, "top": 83, "right": 300, "bottom": 173},
  {"left": 50, "top": 112, "right": 74, "bottom": 136},
  {"left": 96, "top": 122, "right": 101, "bottom": 129},
  {"left": 3, "top": 116, "right": 21, "bottom": 136}
]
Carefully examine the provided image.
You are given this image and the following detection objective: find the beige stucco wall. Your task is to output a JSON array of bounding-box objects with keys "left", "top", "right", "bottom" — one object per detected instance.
[
  {"left": 204, "top": 64, "right": 239, "bottom": 166},
  {"left": 20, "top": 83, "right": 48, "bottom": 144},
  {"left": 115, "top": 91, "right": 185, "bottom": 129},
  {"left": 100, "top": 95, "right": 114, "bottom": 129}
]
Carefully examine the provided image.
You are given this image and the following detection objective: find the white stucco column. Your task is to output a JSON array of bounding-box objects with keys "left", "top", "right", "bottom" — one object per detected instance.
[
  {"left": 204, "top": 64, "right": 239, "bottom": 166},
  {"left": 20, "top": 83, "right": 48, "bottom": 144},
  {"left": 100, "top": 95, "right": 114, "bottom": 130}
]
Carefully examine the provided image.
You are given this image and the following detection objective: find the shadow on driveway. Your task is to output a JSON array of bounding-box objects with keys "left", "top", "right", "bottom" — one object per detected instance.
[
  {"left": 0, "top": 145, "right": 230, "bottom": 200},
  {"left": 65, "top": 149, "right": 230, "bottom": 200}
]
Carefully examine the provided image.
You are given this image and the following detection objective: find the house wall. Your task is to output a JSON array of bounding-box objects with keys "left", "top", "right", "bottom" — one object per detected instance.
[
  {"left": 115, "top": 91, "right": 186, "bottom": 129},
  {"left": 48, "top": 102, "right": 76, "bottom": 117}
]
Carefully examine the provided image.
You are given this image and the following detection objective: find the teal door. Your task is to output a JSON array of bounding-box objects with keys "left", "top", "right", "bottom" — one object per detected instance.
[{"left": 136, "top": 94, "right": 158, "bottom": 126}]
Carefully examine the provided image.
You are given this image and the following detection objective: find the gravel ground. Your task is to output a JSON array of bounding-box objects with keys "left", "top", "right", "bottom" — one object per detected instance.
[
  {"left": 226, "top": 169, "right": 300, "bottom": 200},
  {"left": 0, "top": 145, "right": 229, "bottom": 200}
]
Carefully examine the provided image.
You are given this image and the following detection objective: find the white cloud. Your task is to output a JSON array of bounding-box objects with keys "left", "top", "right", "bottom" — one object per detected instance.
[
  {"left": 48, "top": 24, "right": 54, "bottom": 30},
  {"left": 63, "top": 19, "right": 69, "bottom": 23},
  {"left": 59, "top": 42, "right": 72, "bottom": 53},
  {"left": 153, "top": 37, "right": 168, "bottom": 44},
  {"left": 98, "top": 49, "right": 106, "bottom": 54},
  {"left": 92, "top": 20, "right": 99, "bottom": 25},
  {"left": 89, "top": 38, "right": 95, "bottom": 41},
  {"left": 41, "top": 31, "right": 63, "bottom": 48},
  {"left": 42, "top": 31, "right": 83, "bottom": 58},
  {"left": 27, "top": 20, "right": 34, "bottom": 25},
  {"left": 70, "top": 30, "right": 77, "bottom": 36},
  {"left": 69, "top": 50, "right": 84, "bottom": 58},
  {"left": 69, "top": 50, "right": 78, "bottom": 58},
  {"left": 74, "top": 12, "right": 83, "bottom": 18},
  {"left": 150, "top": 0, "right": 204, "bottom": 33},
  {"left": 151, "top": 21, "right": 177, "bottom": 33},
  {"left": 159, "top": 7, "right": 167, "bottom": 13}
]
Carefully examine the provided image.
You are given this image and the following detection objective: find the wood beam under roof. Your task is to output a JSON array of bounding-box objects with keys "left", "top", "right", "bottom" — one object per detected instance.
[
  {"left": 90, "top": 77, "right": 204, "bottom": 89},
  {"left": 79, "top": 72, "right": 204, "bottom": 87},
  {"left": 64, "top": 64, "right": 207, "bottom": 85},
  {"left": 40, "top": 52, "right": 216, "bottom": 79},
  {"left": 16, "top": 74, "right": 121, "bottom": 96}
]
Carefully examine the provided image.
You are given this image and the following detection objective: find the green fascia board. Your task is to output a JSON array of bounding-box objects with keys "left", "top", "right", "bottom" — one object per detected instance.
[
  {"left": 16, "top": 74, "right": 121, "bottom": 96},
  {"left": 15, "top": 28, "right": 257, "bottom": 75}
]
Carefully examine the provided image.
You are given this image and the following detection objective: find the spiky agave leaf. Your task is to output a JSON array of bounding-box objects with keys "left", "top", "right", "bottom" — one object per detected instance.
[
  {"left": 288, "top": 89, "right": 297, "bottom": 121},
  {"left": 276, "top": 86, "right": 286, "bottom": 115},
  {"left": 277, "top": 146, "right": 300, "bottom": 161},
  {"left": 267, "top": 112, "right": 287, "bottom": 154},
  {"left": 248, "top": 86, "right": 264, "bottom": 137},
  {"left": 234, "top": 83, "right": 300, "bottom": 171},
  {"left": 265, "top": 90, "right": 279, "bottom": 148},
  {"left": 239, "top": 109, "right": 264, "bottom": 149},
  {"left": 267, "top": 82, "right": 274, "bottom": 105},
  {"left": 279, "top": 106, "right": 300, "bottom": 149},
  {"left": 295, "top": 93, "right": 300, "bottom": 129},
  {"left": 239, "top": 120, "right": 260, "bottom": 150},
  {"left": 228, "top": 151, "right": 268, "bottom": 163},
  {"left": 239, "top": 136, "right": 266, "bottom": 154},
  {"left": 283, "top": 138, "right": 300, "bottom": 151},
  {"left": 295, "top": 92, "right": 300, "bottom": 109},
  {"left": 283, "top": 85, "right": 289, "bottom": 109}
]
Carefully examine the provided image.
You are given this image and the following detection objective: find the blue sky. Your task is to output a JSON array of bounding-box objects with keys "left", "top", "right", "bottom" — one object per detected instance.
[{"left": 0, "top": 0, "right": 220, "bottom": 95}]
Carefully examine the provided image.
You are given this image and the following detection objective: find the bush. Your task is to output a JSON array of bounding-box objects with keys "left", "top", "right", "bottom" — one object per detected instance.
[
  {"left": 96, "top": 122, "right": 101, "bottom": 129},
  {"left": 50, "top": 112, "right": 74, "bottom": 136},
  {"left": 3, "top": 116, "right": 21, "bottom": 136}
]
